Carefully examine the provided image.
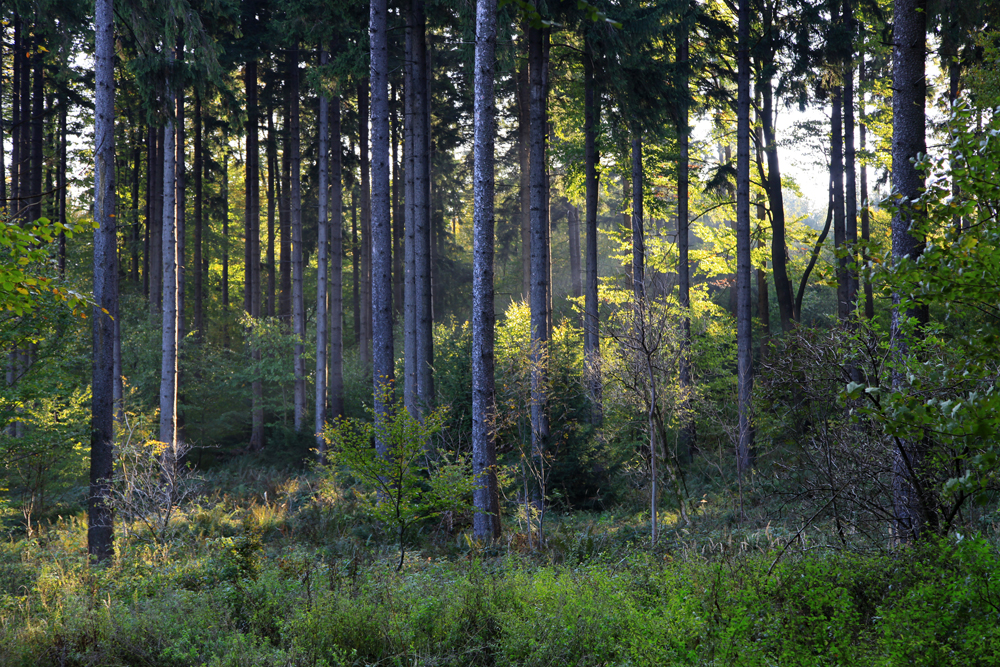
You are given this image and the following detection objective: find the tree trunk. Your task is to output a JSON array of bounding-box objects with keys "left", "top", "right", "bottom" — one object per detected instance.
[
  {"left": 358, "top": 79, "right": 372, "bottom": 368},
  {"left": 736, "top": 0, "right": 755, "bottom": 476},
  {"left": 528, "top": 23, "right": 550, "bottom": 503},
  {"left": 677, "top": 18, "right": 695, "bottom": 453},
  {"left": 315, "top": 47, "right": 330, "bottom": 452},
  {"left": 843, "top": 0, "right": 858, "bottom": 310},
  {"left": 831, "top": 87, "right": 848, "bottom": 323},
  {"left": 760, "top": 80, "right": 794, "bottom": 330},
  {"left": 583, "top": 38, "right": 602, "bottom": 426},
  {"left": 90, "top": 0, "right": 116, "bottom": 562},
  {"left": 329, "top": 81, "right": 345, "bottom": 420},
  {"left": 370, "top": 0, "right": 396, "bottom": 451},
  {"left": 352, "top": 185, "right": 360, "bottom": 346},
  {"left": 267, "top": 101, "right": 277, "bottom": 318},
  {"left": 222, "top": 149, "right": 230, "bottom": 313},
  {"left": 175, "top": 41, "right": 186, "bottom": 341},
  {"left": 412, "top": 5, "right": 434, "bottom": 414},
  {"left": 860, "top": 54, "right": 874, "bottom": 319},
  {"left": 151, "top": 126, "right": 164, "bottom": 313},
  {"left": 471, "top": 0, "right": 501, "bottom": 541},
  {"left": 131, "top": 128, "right": 141, "bottom": 283},
  {"left": 144, "top": 127, "right": 152, "bottom": 298},
  {"left": 404, "top": 16, "right": 418, "bottom": 416},
  {"left": 247, "top": 57, "right": 263, "bottom": 450},
  {"left": 279, "top": 91, "right": 291, "bottom": 322},
  {"left": 631, "top": 133, "right": 644, "bottom": 299},
  {"left": 391, "top": 82, "right": 404, "bottom": 319},
  {"left": 60, "top": 105, "right": 69, "bottom": 276},
  {"left": 194, "top": 93, "right": 204, "bottom": 338},
  {"left": 567, "top": 204, "right": 581, "bottom": 298},
  {"left": 518, "top": 56, "right": 531, "bottom": 301},
  {"left": 10, "top": 16, "right": 21, "bottom": 220},
  {"left": 160, "top": 54, "right": 179, "bottom": 502},
  {"left": 290, "top": 44, "right": 306, "bottom": 432},
  {"left": 891, "top": 0, "right": 933, "bottom": 542},
  {"left": 30, "top": 30, "right": 43, "bottom": 223}
]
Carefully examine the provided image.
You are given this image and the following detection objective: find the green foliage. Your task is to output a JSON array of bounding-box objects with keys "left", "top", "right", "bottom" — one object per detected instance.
[{"left": 322, "top": 391, "right": 478, "bottom": 568}]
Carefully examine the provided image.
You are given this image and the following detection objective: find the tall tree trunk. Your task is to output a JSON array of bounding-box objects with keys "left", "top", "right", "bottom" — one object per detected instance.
[
  {"left": 412, "top": 7, "right": 434, "bottom": 413},
  {"left": 289, "top": 44, "right": 306, "bottom": 432},
  {"left": 860, "top": 54, "right": 874, "bottom": 319},
  {"left": 59, "top": 105, "right": 68, "bottom": 276},
  {"left": 151, "top": 127, "right": 164, "bottom": 313},
  {"left": 131, "top": 128, "right": 141, "bottom": 283},
  {"left": 528, "top": 23, "right": 550, "bottom": 504},
  {"left": 471, "top": 0, "right": 500, "bottom": 541},
  {"left": 329, "top": 81, "right": 345, "bottom": 420},
  {"left": 631, "top": 133, "right": 644, "bottom": 299},
  {"left": 266, "top": 102, "right": 277, "bottom": 317},
  {"left": 370, "top": 0, "right": 395, "bottom": 450},
  {"left": 194, "top": 93, "right": 204, "bottom": 338},
  {"left": 844, "top": 0, "right": 859, "bottom": 311},
  {"left": 0, "top": 32, "right": 5, "bottom": 216},
  {"left": 247, "top": 57, "right": 263, "bottom": 450},
  {"left": 160, "top": 54, "right": 179, "bottom": 506},
  {"left": 760, "top": 79, "right": 794, "bottom": 330},
  {"left": 10, "top": 16, "right": 21, "bottom": 219},
  {"left": 358, "top": 79, "right": 372, "bottom": 368},
  {"left": 391, "top": 82, "right": 404, "bottom": 319},
  {"left": 583, "top": 37, "right": 602, "bottom": 426},
  {"left": 279, "top": 90, "right": 291, "bottom": 322},
  {"left": 831, "top": 87, "right": 848, "bottom": 323},
  {"left": 891, "top": 0, "right": 933, "bottom": 542},
  {"left": 90, "top": 0, "right": 116, "bottom": 561},
  {"left": 144, "top": 127, "right": 152, "bottom": 298},
  {"left": 518, "top": 57, "right": 531, "bottom": 301},
  {"left": 222, "top": 148, "right": 230, "bottom": 346},
  {"left": 677, "top": 18, "right": 694, "bottom": 452},
  {"left": 315, "top": 47, "right": 330, "bottom": 452},
  {"left": 567, "top": 204, "right": 581, "bottom": 298},
  {"left": 404, "top": 17, "right": 418, "bottom": 415},
  {"left": 30, "top": 30, "right": 43, "bottom": 223},
  {"left": 736, "top": 0, "right": 755, "bottom": 476},
  {"left": 176, "top": 40, "right": 186, "bottom": 342},
  {"left": 352, "top": 185, "right": 360, "bottom": 346}
]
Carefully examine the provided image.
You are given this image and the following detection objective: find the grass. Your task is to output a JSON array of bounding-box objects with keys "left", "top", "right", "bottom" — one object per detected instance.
[{"left": 2, "top": 464, "right": 1000, "bottom": 666}]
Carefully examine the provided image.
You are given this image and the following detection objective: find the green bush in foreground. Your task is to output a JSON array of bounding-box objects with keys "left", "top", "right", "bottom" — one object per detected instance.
[{"left": 2, "top": 510, "right": 1000, "bottom": 667}]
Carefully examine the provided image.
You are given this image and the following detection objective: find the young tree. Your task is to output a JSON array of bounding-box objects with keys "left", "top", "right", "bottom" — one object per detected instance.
[
  {"left": 90, "top": 0, "right": 116, "bottom": 562},
  {"left": 471, "top": 0, "right": 500, "bottom": 541}
]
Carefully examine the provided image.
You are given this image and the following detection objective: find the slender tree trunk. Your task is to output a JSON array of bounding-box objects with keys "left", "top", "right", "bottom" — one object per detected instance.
[
  {"left": 29, "top": 30, "right": 43, "bottom": 223},
  {"left": 583, "top": 38, "right": 602, "bottom": 426},
  {"left": 0, "top": 34, "right": 5, "bottom": 216},
  {"left": 860, "top": 54, "right": 874, "bottom": 319},
  {"left": 289, "top": 44, "right": 306, "bottom": 432},
  {"left": 677, "top": 18, "right": 694, "bottom": 453},
  {"left": 316, "top": 47, "right": 330, "bottom": 452},
  {"left": 567, "top": 204, "right": 581, "bottom": 298},
  {"left": 358, "top": 79, "right": 372, "bottom": 368},
  {"left": 279, "top": 90, "right": 291, "bottom": 322},
  {"left": 518, "top": 57, "right": 531, "bottom": 301},
  {"left": 246, "top": 57, "right": 264, "bottom": 449},
  {"left": 352, "top": 185, "right": 360, "bottom": 346},
  {"left": 90, "top": 0, "right": 117, "bottom": 561},
  {"left": 194, "top": 93, "right": 204, "bottom": 338},
  {"left": 471, "top": 0, "right": 501, "bottom": 541},
  {"left": 736, "top": 0, "right": 755, "bottom": 476},
  {"left": 391, "top": 82, "right": 404, "bottom": 319},
  {"left": 528, "top": 24, "right": 550, "bottom": 504},
  {"left": 832, "top": 87, "right": 848, "bottom": 323},
  {"left": 176, "top": 40, "right": 186, "bottom": 342},
  {"left": 131, "top": 128, "right": 141, "bottom": 283},
  {"left": 10, "top": 16, "right": 21, "bottom": 220},
  {"left": 59, "top": 105, "right": 68, "bottom": 276},
  {"left": 404, "top": 18, "right": 418, "bottom": 415},
  {"left": 144, "top": 127, "right": 152, "bottom": 298},
  {"left": 844, "top": 0, "right": 859, "bottom": 314},
  {"left": 760, "top": 80, "right": 793, "bottom": 330},
  {"left": 412, "top": 7, "right": 434, "bottom": 413},
  {"left": 160, "top": 54, "right": 179, "bottom": 501},
  {"left": 329, "top": 83, "right": 345, "bottom": 419},
  {"left": 151, "top": 127, "right": 164, "bottom": 313},
  {"left": 267, "top": 102, "right": 277, "bottom": 317},
  {"left": 222, "top": 148, "right": 230, "bottom": 346},
  {"left": 370, "top": 0, "right": 395, "bottom": 450},
  {"left": 891, "top": 0, "right": 933, "bottom": 542},
  {"left": 631, "top": 133, "right": 644, "bottom": 299}
]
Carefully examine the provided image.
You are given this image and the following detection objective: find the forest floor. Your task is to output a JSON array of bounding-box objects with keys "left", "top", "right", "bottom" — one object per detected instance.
[{"left": 3, "top": 461, "right": 1000, "bottom": 667}]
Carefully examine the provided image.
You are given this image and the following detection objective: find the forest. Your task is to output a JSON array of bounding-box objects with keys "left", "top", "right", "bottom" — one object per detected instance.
[{"left": 3, "top": 0, "right": 1000, "bottom": 663}]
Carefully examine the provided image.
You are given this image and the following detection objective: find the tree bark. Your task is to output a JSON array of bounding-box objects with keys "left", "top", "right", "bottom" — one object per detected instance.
[
  {"left": 194, "top": 93, "right": 204, "bottom": 338},
  {"left": 370, "top": 0, "right": 395, "bottom": 451},
  {"left": 329, "top": 82, "right": 345, "bottom": 420},
  {"left": 860, "top": 54, "right": 874, "bottom": 319},
  {"left": 631, "top": 133, "right": 644, "bottom": 299},
  {"left": 130, "top": 127, "right": 141, "bottom": 283},
  {"left": 90, "top": 0, "right": 117, "bottom": 561},
  {"left": 267, "top": 101, "right": 277, "bottom": 317},
  {"left": 583, "top": 38, "right": 602, "bottom": 426},
  {"left": 831, "top": 87, "right": 848, "bottom": 323},
  {"left": 358, "top": 79, "right": 372, "bottom": 368},
  {"left": 29, "top": 30, "right": 43, "bottom": 223},
  {"left": 843, "top": 0, "right": 859, "bottom": 310},
  {"left": 412, "top": 5, "right": 434, "bottom": 414},
  {"left": 471, "top": 0, "right": 501, "bottom": 541},
  {"left": 404, "top": 16, "right": 418, "bottom": 415},
  {"left": 518, "top": 56, "right": 531, "bottom": 301},
  {"left": 290, "top": 44, "right": 306, "bottom": 432},
  {"left": 891, "top": 0, "right": 933, "bottom": 542},
  {"left": 568, "top": 204, "right": 581, "bottom": 298},
  {"left": 160, "top": 53, "right": 179, "bottom": 501},
  {"left": 279, "top": 90, "right": 291, "bottom": 322},
  {"left": 391, "top": 82, "right": 404, "bottom": 319},
  {"left": 151, "top": 127, "right": 164, "bottom": 313},
  {"left": 677, "top": 18, "right": 695, "bottom": 452},
  {"left": 736, "top": 0, "right": 755, "bottom": 475},
  {"left": 175, "top": 41, "right": 186, "bottom": 341},
  {"left": 316, "top": 47, "right": 330, "bottom": 452},
  {"left": 528, "top": 24, "right": 550, "bottom": 498}
]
